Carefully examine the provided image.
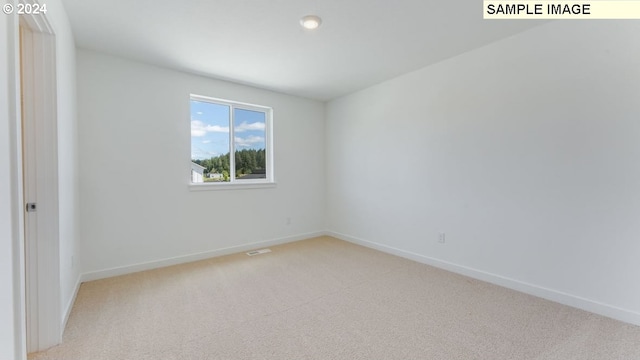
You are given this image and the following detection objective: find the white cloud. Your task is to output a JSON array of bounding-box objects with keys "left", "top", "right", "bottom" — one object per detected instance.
[
  {"left": 235, "top": 121, "right": 265, "bottom": 133},
  {"left": 235, "top": 135, "right": 265, "bottom": 148},
  {"left": 191, "top": 120, "right": 229, "bottom": 137},
  {"left": 206, "top": 125, "right": 229, "bottom": 133},
  {"left": 191, "top": 146, "right": 219, "bottom": 160},
  {"left": 202, "top": 140, "right": 211, "bottom": 144},
  {"left": 191, "top": 120, "right": 207, "bottom": 137}
]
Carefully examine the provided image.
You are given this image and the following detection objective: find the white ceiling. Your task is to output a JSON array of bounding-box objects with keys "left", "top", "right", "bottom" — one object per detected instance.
[{"left": 60, "top": 0, "right": 546, "bottom": 101}]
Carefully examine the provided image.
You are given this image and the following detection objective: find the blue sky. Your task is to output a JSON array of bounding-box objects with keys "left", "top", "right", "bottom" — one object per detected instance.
[{"left": 191, "top": 100, "right": 266, "bottom": 160}]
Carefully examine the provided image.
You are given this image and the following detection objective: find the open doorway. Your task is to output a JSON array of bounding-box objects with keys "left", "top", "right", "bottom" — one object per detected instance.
[{"left": 19, "top": 12, "right": 61, "bottom": 353}]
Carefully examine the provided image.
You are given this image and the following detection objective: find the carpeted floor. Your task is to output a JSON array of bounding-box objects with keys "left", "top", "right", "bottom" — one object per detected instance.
[{"left": 29, "top": 236, "right": 640, "bottom": 359}]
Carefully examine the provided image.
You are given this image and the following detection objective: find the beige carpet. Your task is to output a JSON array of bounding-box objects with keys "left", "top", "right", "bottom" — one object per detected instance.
[{"left": 30, "top": 236, "right": 640, "bottom": 360}]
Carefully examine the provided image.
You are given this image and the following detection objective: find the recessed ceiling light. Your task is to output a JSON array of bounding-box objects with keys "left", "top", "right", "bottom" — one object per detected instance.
[{"left": 300, "top": 15, "right": 322, "bottom": 30}]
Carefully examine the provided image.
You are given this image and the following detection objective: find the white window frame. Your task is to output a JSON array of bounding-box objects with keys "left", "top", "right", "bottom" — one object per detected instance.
[{"left": 189, "top": 94, "right": 275, "bottom": 190}]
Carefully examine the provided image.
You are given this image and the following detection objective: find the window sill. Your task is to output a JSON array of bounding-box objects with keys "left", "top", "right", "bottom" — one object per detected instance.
[{"left": 189, "top": 182, "right": 277, "bottom": 191}]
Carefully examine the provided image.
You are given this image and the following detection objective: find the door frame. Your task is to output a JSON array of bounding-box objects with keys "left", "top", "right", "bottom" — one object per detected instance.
[
  {"left": 2, "top": 4, "right": 26, "bottom": 359},
  {"left": 19, "top": 3, "right": 62, "bottom": 353}
]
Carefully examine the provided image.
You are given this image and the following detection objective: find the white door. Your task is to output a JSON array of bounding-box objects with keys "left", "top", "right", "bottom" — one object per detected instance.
[{"left": 19, "top": 14, "right": 62, "bottom": 353}]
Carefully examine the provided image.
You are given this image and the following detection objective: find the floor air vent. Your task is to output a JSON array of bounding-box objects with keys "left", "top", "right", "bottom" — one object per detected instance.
[{"left": 246, "top": 248, "right": 272, "bottom": 256}]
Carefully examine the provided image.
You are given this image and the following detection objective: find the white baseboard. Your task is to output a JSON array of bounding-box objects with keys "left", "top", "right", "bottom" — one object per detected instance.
[
  {"left": 80, "top": 231, "right": 325, "bottom": 283},
  {"left": 62, "top": 274, "right": 82, "bottom": 332},
  {"left": 326, "top": 230, "right": 640, "bottom": 327}
]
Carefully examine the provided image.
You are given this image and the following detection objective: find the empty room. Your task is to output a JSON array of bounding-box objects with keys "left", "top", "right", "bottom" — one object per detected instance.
[{"left": 2, "top": 0, "right": 640, "bottom": 359}]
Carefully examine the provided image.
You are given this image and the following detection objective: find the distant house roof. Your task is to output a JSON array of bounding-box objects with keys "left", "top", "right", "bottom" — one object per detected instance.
[{"left": 191, "top": 162, "right": 206, "bottom": 173}]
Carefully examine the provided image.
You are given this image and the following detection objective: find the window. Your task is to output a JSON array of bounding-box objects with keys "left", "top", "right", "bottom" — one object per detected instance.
[{"left": 190, "top": 95, "right": 273, "bottom": 187}]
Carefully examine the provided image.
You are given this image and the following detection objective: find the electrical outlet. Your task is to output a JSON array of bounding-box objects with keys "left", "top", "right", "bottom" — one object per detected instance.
[{"left": 438, "top": 232, "right": 446, "bottom": 244}]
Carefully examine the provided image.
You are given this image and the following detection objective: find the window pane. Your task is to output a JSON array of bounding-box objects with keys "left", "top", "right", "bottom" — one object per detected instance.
[
  {"left": 234, "top": 108, "right": 266, "bottom": 180},
  {"left": 191, "top": 100, "right": 231, "bottom": 182}
]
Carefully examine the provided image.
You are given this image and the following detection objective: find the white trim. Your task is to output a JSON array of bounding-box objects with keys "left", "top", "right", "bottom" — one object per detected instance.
[
  {"left": 81, "top": 231, "right": 325, "bottom": 282},
  {"left": 61, "top": 274, "right": 81, "bottom": 332},
  {"left": 18, "top": 0, "right": 53, "bottom": 34},
  {"left": 229, "top": 99, "right": 236, "bottom": 181},
  {"left": 190, "top": 94, "right": 271, "bottom": 112},
  {"left": 326, "top": 231, "right": 640, "bottom": 327},
  {"left": 189, "top": 182, "right": 277, "bottom": 191},
  {"left": 3, "top": 3, "right": 27, "bottom": 359}
]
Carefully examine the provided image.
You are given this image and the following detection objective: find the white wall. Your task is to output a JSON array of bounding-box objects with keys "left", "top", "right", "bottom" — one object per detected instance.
[
  {"left": 326, "top": 21, "right": 640, "bottom": 325},
  {"left": 44, "top": 0, "right": 81, "bottom": 330},
  {"left": 0, "top": 4, "right": 23, "bottom": 359},
  {"left": 77, "top": 50, "right": 325, "bottom": 277}
]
